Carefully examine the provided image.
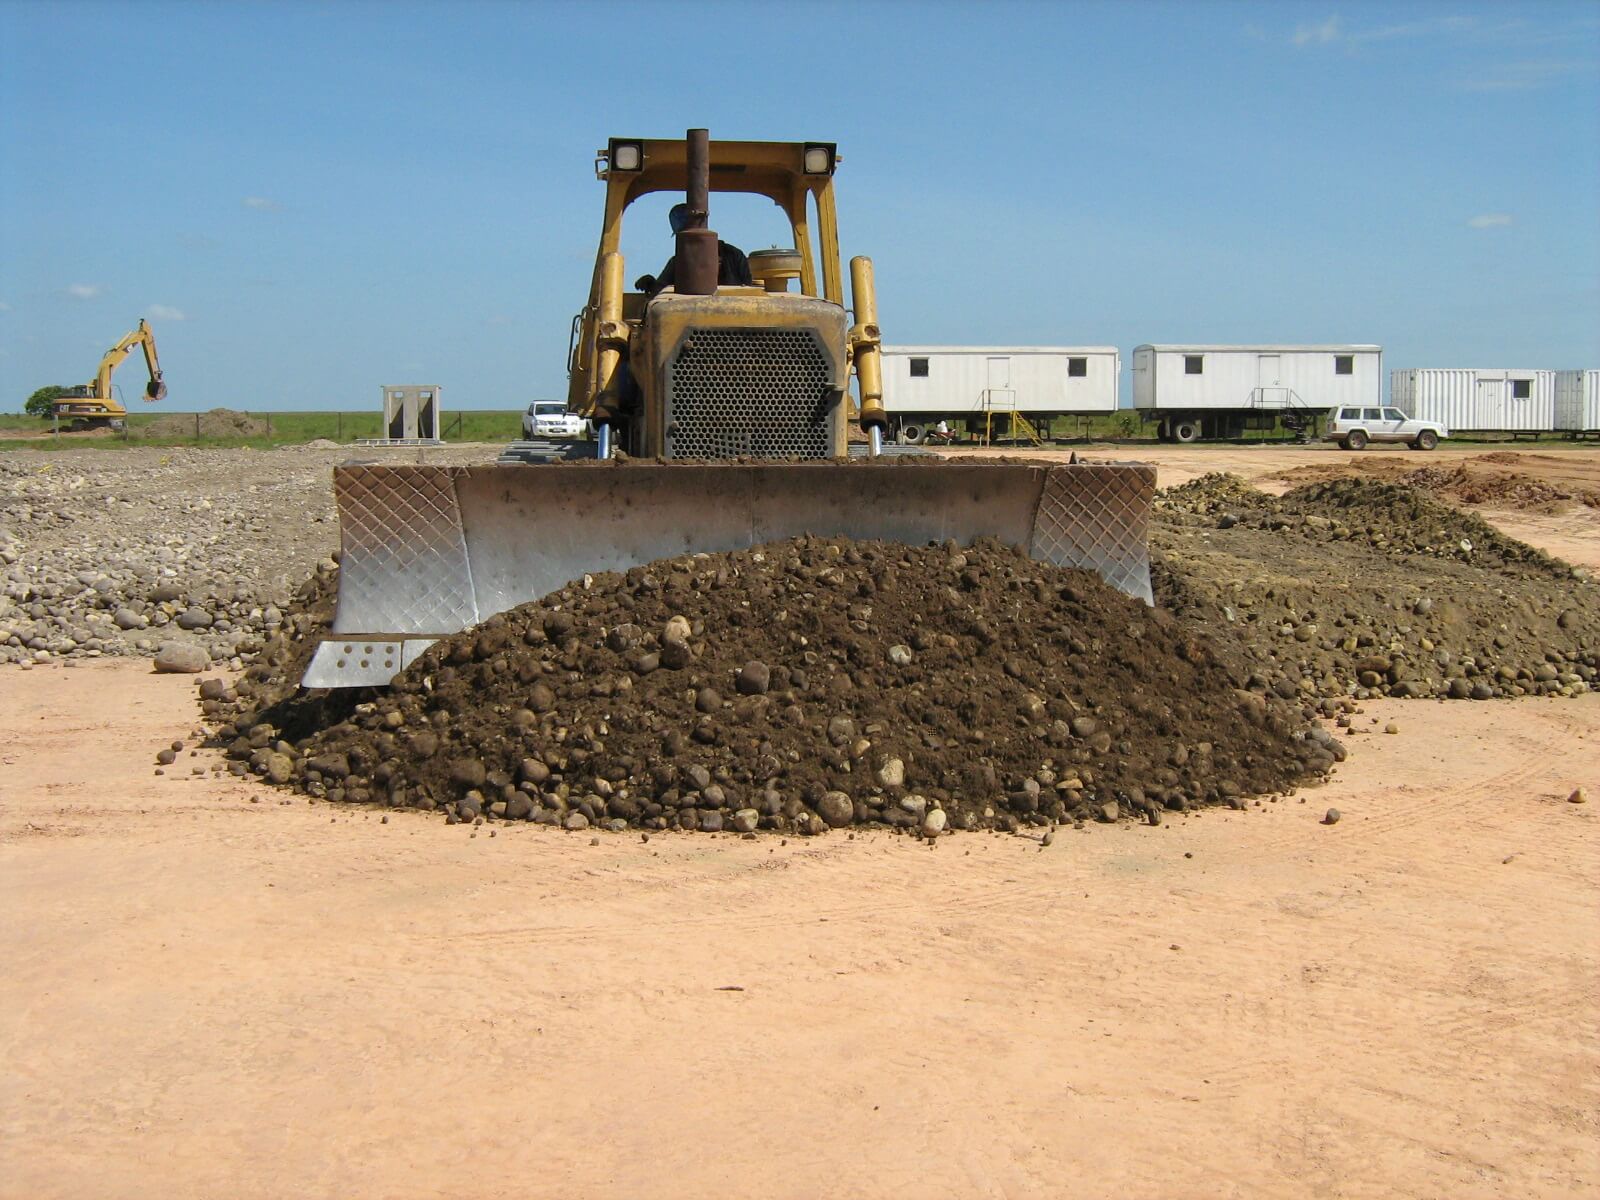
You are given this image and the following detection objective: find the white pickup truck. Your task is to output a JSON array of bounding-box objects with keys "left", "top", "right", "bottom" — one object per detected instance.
[
  {"left": 1323, "top": 405, "right": 1447, "bottom": 451},
  {"left": 523, "top": 400, "right": 591, "bottom": 440}
]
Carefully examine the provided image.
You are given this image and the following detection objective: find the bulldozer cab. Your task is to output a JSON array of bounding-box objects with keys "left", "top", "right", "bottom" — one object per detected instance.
[
  {"left": 584, "top": 137, "right": 843, "bottom": 298},
  {"left": 566, "top": 137, "right": 870, "bottom": 459}
]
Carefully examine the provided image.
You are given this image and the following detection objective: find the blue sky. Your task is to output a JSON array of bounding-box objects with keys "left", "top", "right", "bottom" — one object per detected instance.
[{"left": 2, "top": 0, "right": 1597, "bottom": 412}]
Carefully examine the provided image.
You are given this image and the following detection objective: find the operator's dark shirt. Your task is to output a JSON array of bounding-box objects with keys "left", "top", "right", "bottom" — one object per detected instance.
[{"left": 650, "top": 242, "right": 754, "bottom": 294}]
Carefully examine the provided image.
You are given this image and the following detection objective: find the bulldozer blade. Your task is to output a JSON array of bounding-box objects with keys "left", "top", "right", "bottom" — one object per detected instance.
[{"left": 302, "top": 460, "right": 1154, "bottom": 689}]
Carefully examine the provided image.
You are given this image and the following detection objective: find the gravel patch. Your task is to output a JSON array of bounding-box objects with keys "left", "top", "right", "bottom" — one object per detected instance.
[{"left": 0, "top": 445, "right": 487, "bottom": 668}]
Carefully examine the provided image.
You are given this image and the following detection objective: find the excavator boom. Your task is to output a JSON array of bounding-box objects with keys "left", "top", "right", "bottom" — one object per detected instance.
[{"left": 54, "top": 317, "right": 166, "bottom": 424}]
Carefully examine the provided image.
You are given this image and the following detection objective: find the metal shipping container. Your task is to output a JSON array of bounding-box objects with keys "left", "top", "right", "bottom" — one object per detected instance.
[
  {"left": 1392, "top": 369, "right": 1556, "bottom": 433},
  {"left": 1555, "top": 370, "right": 1600, "bottom": 433},
  {"left": 880, "top": 346, "right": 1119, "bottom": 443}
]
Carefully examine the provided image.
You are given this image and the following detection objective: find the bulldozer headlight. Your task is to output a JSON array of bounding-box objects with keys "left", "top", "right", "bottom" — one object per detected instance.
[
  {"left": 802, "top": 143, "right": 836, "bottom": 175},
  {"left": 610, "top": 141, "right": 643, "bottom": 172}
]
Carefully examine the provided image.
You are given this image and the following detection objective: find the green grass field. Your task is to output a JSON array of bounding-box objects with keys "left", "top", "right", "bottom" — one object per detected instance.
[
  {"left": 0, "top": 408, "right": 1576, "bottom": 451},
  {"left": 0, "top": 408, "right": 1249, "bottom": 450},
  {"left": 0, "top": 409, "right": 525, "bottom": 449}
]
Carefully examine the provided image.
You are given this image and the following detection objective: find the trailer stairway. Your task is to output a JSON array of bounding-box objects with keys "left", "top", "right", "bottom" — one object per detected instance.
[
  {"left": 979, "top": 388, "right": 1045, "bottom": 447},
  {"left": 1248, "top": 387, "right": 1319, "bottom": 437}
]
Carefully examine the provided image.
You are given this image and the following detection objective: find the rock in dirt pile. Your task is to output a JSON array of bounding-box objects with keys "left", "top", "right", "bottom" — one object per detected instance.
[
  {"left": 1155, "top": 474, "right": 1599, "bottom": 703},
  {"left": 212, "top": 536, "right": 1338, "bottom": 833}
]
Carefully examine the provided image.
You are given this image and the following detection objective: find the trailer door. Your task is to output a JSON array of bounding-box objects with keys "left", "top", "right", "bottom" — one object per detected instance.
[
  {"left": 1476, "top": 377, "right": 1502, "bottom": 429},
  {"left": 1257, "top": 355, "right": 1283, "bottom": 407},
  {"left": 985, "top": 357, "right": 1015, "bottom": 409}
]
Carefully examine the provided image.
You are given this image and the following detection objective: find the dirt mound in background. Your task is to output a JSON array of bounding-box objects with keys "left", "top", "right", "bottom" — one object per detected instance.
[
  {"left": 144, "top": 409, "right": 268, "bottom": 439},
  {"left": 1473, "top": 451, "right": 1560, "bottom": 465},
  {"left": 1402, "top": 466, "right": 1600, "bottom": 511},
  {"left": 1281, "top": 477, "right": 1575, "bottom": 573},
  {"left": 1154, "top": 475, "right": 1599, "bottom": 705},
  {"left": 211, "top": 536, "right": 1336, "bottom": 834},
  {"left": 1274, "top": 457, "right": 1600, "bottom": 513}
]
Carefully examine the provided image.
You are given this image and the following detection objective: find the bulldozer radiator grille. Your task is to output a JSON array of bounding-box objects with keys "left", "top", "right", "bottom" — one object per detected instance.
[{"left": 665, "top": 328, "right": 832, "bottom": 458}]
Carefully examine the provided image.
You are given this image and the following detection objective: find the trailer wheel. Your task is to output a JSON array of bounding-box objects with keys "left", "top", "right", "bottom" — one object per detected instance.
[
  {"left": 1346, "top": 429, "right": 1368, "bottom": 451},
  {"left": 1171, "top": 419, "right": 1201, "bottom": 444},
  {"left": 1413, "top": 429, "right": 1438, "bottom": 451},
  {"left": 897, "top": 422, "right": 926, "bottom": 445}
]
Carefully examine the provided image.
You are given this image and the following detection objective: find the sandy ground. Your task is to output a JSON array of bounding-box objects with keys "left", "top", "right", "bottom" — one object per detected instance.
[
  {"left": 2, "top": 661, "right": 1596, "bottom": 1199},
  {"left": 4, "top": 440, "right": 1600, "bottom": 1197}
]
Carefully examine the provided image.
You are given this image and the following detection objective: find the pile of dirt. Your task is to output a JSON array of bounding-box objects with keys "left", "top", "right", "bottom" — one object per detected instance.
[
  {"left": 1399, "top": 465, "right": 1599, "bottom": 512},
  {"left": 1275, "top": 456, "right": 1600, "bottom": 513},
  {"left": 1154, "top": 475, "right": 1599, "bottom": 704},
  {"left": 195, "top": 559, "right": 344, "bottom": 726},
  {"left": 144, "top": 409, "right": 268, "bottom": 439},
  {"left": 209, "top": 536, "right": 1338, "bottom": 834}
]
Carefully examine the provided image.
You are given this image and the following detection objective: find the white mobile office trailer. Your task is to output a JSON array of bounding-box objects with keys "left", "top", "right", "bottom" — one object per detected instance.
[
  {"left": 1391, "top": 369, "right": 1556, "bottom": 433},
  {"left": 1131, "top": 345, "right": 1381, "bottom": 441},
  {"left": 1555, "top": 370, "right": 1600, "bottom": 435},
  {"left": 879, "top": 346, "right": 1119, "bottom": 443}
]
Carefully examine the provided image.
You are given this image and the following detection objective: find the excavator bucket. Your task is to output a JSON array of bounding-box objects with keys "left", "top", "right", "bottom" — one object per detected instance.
[
  {"left": 301, "top": 459, "right": 1154, "bottom": 689},
  {"left": 145, "top": 380, "right": 167, "bottom": 401}
]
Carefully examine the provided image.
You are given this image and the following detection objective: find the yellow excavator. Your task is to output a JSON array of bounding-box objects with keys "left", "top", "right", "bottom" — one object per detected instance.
[
  {"left": 302, "top": 130, "right": 1153, "bottom": 688},
  {"left": 53, "top": 318, "right": 167, "bottom": 429}
]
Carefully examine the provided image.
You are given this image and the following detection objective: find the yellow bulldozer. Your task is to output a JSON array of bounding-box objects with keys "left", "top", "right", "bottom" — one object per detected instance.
[
  {"left": 53, "top": 317, "right": 167, "bottom": 429},
  {"left": 302, "top": 130, "right": 1153, "bottom": 688}
]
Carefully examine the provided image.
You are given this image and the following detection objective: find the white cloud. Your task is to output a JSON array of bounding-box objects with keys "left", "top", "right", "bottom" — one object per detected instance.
[
  {"left": 1460, "top": 60, "right": 1594, "bottom": 91},
  {"left": 1293, "top": 15, "right": 1340, "bottom": 47},
  {"left": 1284, "top": 11, "right": 1595, "bottom": 56},
  {"left": 1468, "top": 213, "right": 1514, "bottom": 229},
  {"left": 1355, "top": 15, "right": 1483, "bottom": 44},
  {"left": 66, "top": 283, "right": 105, "bottom": 299},
  {"left": 243, "top": 196, "right": 281, "bottom": 211},
  {"left": 147, "top": 304, "right": 186, "bottom": 321}
]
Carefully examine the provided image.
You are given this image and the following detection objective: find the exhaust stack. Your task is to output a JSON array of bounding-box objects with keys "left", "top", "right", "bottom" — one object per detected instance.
[{"left": 675, "top": 127, "right": 718, "bottom": 295}]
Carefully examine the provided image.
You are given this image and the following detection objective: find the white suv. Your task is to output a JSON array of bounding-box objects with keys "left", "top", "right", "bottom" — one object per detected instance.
[
  {"left": 1324, "top": 405, "right": 1447, "bottom": 451},
  {"left": 523, "top": 401, "right": 590, "bottom": 440}
]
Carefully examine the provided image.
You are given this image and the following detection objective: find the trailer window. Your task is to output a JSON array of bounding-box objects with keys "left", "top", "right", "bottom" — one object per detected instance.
[
  {"left": 1512, "top": 379, "right": 1531, "bottom": 399},
  {"left": 1335, "top": 355, "right": 1354, "bottom": 375},
  {"left": 909, "top": 357, "right": 929, "bottom": 378},
  {"left": 1067, "top": 357, "right": 1087, "bottom": 377},
  {"left": 1184, "top": 355, "right": 1203, "bottom": 375}
]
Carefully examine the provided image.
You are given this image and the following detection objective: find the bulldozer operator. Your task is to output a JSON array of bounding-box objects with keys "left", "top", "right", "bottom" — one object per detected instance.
[{"left": 635, "top": 202, "right": 753, "bottom": 297}]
